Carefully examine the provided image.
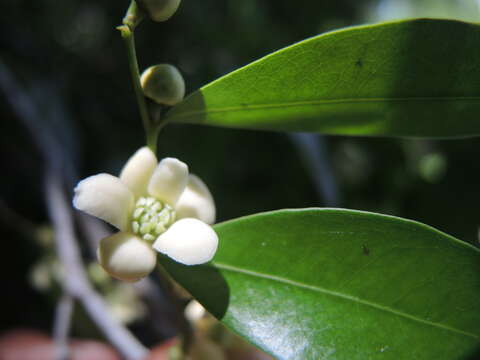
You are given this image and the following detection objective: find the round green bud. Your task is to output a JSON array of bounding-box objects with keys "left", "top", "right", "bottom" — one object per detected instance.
[
  {"left": 139, "top": 0, "right": 181, "bottom": 22},
  {"left": 140, "top": 64, "right": 185, "bottom": 106}
]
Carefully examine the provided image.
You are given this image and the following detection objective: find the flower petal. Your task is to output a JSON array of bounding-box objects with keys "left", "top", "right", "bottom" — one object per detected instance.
[
  {"left": 175, "top": 174, "right": 216, "bottom": 224},
  {"left": 119, "top": 147, "right": 157, "bottom": 198},
  {"left": 98, "top": 232, "right": 157, "bottom": 282},
  {"left": 73, "top": 174, "right": 134, "bottom": 230},
  {"left": 148, "top": 158, "right": 188, "bottom": 206},
  {"left": 153, "top": 218, "right": 218, "bottom": 265}
]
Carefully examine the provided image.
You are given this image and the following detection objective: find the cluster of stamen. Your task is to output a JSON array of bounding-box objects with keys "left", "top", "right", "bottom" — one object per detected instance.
[{"left": 131, "top": 197, "right": 176, "bottom": 242}]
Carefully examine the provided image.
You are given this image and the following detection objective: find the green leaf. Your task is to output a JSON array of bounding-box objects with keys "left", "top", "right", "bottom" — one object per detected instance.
[
  {"left": 165, "top": 19, "right": 480, "bottom": 137},
  {"left": 159, "top": 209, "right": 480, "bottom": 359}
]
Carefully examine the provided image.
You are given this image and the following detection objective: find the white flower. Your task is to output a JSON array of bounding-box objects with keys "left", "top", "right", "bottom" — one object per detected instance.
[{"left": 73, "top": 147, "right": 218, "bottom": 282}]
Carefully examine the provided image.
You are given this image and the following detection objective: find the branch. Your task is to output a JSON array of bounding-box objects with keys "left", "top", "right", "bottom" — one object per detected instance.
[
  {"left": 53, "top": 295, "right": 74, "bottom": 360},
  {"left": 289, "top": 133, "right": 341, "bottom": 206},
  {"left": 76, "top": 213, "right": 112, "bottom": 258},
  {"left": 0, "top": 59, "right": 149, "bottom": 360},
  {"left": 45, "top": 170, "right": 148, "bottom": 360},
  {"left": 0, "top": 60, "right": 61, "bottom": 166}
]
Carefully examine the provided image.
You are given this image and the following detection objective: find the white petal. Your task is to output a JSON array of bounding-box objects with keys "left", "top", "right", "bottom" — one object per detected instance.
[
  {"left": 153, "top": 218, "right": 218, "bottom": 265},
  {"left": 175, "top": 174, "right": 216, "bottom": 224},
  {"left": 119, "top": 147, "right": 157, "bottom": 198},
  {"left": 73, "top": 174, "right": 134, "bottom": 230},
  {"left": 148, "top": 157, "right": 188, "bottom": 206},
  {"left": 98, "top": 232, "right": 157, "bottom": 282}
]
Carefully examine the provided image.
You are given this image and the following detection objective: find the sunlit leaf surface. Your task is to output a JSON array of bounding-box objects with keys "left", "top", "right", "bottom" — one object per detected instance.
[
  {"left": 160, "top": 209, "right": 480, "bottom": 359},
  {"left": 166, "top": 19, "right": 480, "bottom": 138}
]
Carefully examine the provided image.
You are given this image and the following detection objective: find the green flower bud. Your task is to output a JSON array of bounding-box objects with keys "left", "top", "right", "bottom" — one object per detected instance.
[
  {"left": 140, "top": 64, "right": 185, "bottom": 106},
  {"left": 139, "top": 0, "right": 181, "bottom": 22}
]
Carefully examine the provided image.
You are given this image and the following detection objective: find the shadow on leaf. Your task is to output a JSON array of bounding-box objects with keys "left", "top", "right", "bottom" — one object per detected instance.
[{"left": 158, "top": 255, "right": 230, "bottom": 319}]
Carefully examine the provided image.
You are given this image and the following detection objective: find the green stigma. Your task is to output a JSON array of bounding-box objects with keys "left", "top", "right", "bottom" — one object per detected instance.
[{"left": 131, "top": 196, "right": 176, "bottom": 242}]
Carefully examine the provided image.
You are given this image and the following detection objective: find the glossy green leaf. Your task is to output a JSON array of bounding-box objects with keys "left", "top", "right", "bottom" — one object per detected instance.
[
  {"left": 159, "top": 209, "right": 480, "bottom": 359},
  {"left": 165, "top": 19, "right": 480, "bottom": 137}
]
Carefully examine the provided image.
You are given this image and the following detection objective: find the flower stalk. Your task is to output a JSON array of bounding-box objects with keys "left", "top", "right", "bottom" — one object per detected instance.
[
  {"left": 117, "top": 23, "right": 158, "bottom": 152},
  {"left": 118, "top": 0, "right": 184, "bottom": 153}
]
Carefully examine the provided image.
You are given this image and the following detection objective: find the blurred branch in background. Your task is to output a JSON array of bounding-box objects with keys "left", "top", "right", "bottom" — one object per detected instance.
[
  {"left": 0, "top": 59, "right": 148, "bottom": 359},
  {"left": 45, "top": 170, "right": 147, "bottom": 359},
  {"left": 289, "top": 133, "right": 341, "bottom": 207},
  {"left": 52, "top": 295, "right": 74, "bottom": 360}
]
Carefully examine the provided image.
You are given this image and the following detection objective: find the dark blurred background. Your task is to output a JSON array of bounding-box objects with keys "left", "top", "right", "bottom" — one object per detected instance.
[{"left": 1, "top": 0, "right": 479, "bottom": 354}]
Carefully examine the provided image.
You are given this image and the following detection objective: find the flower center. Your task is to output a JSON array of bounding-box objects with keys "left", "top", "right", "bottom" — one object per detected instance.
[{"left": 131, "top": 196, "right": 176, "bottom": 242}]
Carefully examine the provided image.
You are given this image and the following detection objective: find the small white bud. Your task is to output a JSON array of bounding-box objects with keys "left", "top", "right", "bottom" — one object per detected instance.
[
  {"left": 184, "top": 300, "right": 206, "bottom": 323},
  {"left": 140, "top": 64, "right": 185, "bottom": 106}
]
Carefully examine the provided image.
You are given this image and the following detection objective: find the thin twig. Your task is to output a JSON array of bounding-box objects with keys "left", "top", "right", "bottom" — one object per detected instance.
[
  {"left": 289, "top": 133, "right": 341, "bottom": 206},
  {"left": 117, "top": 23, "right": 157, "bottom": 151},
  {"left": 45, "top": 170, "right": 148, "bottom": 360},
  {"left": 0, "top": 61, "right": 61, "bottom": 165},
  {"left": 53, "top": 295, "right": 74, "bottom": 360},
  {"left": 76, "top": 213, "right": 112, "bottom": 257},
  {"left": 0, "top": 59, "right": 149, "bottom": 360}
]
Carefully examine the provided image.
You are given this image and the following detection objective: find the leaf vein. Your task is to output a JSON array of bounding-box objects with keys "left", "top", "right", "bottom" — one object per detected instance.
[
  {"left": 169, "top": 96, "right": 480, "bottom": 121},
  {"left": 213, "top": 262, "right": 479, "bottom": 340}
]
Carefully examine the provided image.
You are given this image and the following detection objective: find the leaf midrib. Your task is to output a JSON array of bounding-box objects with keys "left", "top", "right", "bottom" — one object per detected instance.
[
  {"left": 168, "top": 95, "right": 480, "bottom": 121},
  {"left": 214, "top": 262, "right": 479, "bottom": 340}
]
